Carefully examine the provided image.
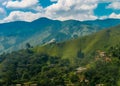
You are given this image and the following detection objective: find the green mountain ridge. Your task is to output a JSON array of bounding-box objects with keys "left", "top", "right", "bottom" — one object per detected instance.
[
  {"left": 0, "top": 18, "right": 120, "bottom": 54},
  {"left": 34, "top": 24, "right": 120, "bottom": 60}
]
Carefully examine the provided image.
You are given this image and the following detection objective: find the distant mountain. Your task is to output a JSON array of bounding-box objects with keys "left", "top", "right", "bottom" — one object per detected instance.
[
  {"left": 0, "top": 18, "right": 120, "bottom": 53},
  {"left": 34, "top": 24, "right": 120, "bottom": 59},
  {"left": 84, "top": 18, "right": 120, "bottom": 28}
]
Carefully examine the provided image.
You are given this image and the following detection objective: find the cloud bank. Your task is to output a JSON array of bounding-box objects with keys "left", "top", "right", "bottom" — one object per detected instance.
[
  {"left": 0, "top": 0, "right": 120, "bottom": 23},
  {"left": 107, "top": 1, "right": 120, "bottom": 10}
]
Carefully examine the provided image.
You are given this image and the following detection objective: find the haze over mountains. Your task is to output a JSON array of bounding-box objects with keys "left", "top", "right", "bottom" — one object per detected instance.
[
  {"left": 0, "top": 21, "right": 120, "bottom": 85},
  {"left": 0, "top": 18, "right": 120, "bottom": 54},
  {"left": 35, "top": 24, "right": 120, "bottom": 59}
]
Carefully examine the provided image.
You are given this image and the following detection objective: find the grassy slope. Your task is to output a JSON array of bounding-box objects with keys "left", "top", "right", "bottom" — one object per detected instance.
[{"left": 34, "top": 25, "right": 120, "bottom": 60}]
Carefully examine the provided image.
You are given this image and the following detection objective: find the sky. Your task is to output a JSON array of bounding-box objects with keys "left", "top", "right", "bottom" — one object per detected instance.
[{"left": 0, "top": 0, "right": 120, "bottom": 23}]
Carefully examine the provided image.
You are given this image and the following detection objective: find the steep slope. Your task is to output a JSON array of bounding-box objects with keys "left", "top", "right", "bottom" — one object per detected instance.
[
  {"left": 0, "top": 24, "right": 120, "bottom": 86},
  {"left": 34, "top": 24, "right": 120, "bottom": 59},
  {"left": 0, "top": 45, "right": 119, "bottom": 86},
  {"left": 0, "top": 18, "right": 120, "bottom": 54}
]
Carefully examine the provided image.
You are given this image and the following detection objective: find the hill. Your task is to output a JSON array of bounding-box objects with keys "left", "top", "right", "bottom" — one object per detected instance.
[
  {"left": 0, "top": 24, "right": 120, "bottom": 86},
  {"left": 0, "top": 18, "right": 120, "bottom": 54},
  {"left": 34, "top": 24, "right": 120, "bottom": 60}
]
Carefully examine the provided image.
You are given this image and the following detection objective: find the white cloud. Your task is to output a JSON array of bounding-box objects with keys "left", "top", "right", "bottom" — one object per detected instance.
[
  {"left": 1, "top": 0, "right": 120, "bottom": 23},
  {"left": 0, "top": 7, "right": 6, "bottom": 19},
  {"left": 4, "top": 0, "right": 39, "bottom": 9},
  {"left": 0, "top": 7, "right": 5, "bottom": 14},
  {"left": 107, "top": 1, "right": 120, "bottom": 10},
  {"left": 109, "top": 13, "right": 120, "bottom": 19},
  {"left": 99, "top": 0, "right": 117, "bottom": 2},
  {"left": 44, "top": 0, "right": 98, "bottom": 21},
  {"left": 2, "top": 0, "right": 43, "bottom": 12},
  {"left": 2, "top": 1, "right": 7, "bottom": 6},
  {"left": 2, "top": 11, "right": 43, "bottom": 23},
  {"left": 1, "top": 0, "right": 98, "bottom": 22}
]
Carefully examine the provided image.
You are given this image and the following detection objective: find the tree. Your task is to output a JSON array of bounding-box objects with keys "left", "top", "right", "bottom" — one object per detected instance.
[{"left": 26, "top": 43, "right": 31, "bottom": 49}]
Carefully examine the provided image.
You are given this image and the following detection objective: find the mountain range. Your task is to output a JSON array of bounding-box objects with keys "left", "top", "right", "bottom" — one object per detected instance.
[
  {"left": 34, "top": 24, "right": 120, "bottom": 60},
  {"left": 0, "top": 22, "right": 120, "bottom": 85},
  {"left": 0, "top": 18, "right": 120, "bottom": 54}
]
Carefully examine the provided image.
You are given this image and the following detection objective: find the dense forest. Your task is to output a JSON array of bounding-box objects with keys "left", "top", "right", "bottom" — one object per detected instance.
[{"left": 0, "top": 44, "right": 120, "bottom": 86}]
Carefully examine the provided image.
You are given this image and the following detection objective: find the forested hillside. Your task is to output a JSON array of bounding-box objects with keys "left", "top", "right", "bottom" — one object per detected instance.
[
  {"left": 0, "top": 25, "right": 120, "bottom": 86},
  {"left": 0, "top": 40, "right": 119, "bottom": 86}
]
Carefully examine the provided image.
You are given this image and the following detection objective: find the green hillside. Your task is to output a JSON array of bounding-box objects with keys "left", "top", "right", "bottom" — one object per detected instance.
[
  {"left": 0, "top": 25, "right": 120, "bottom": 86},
  {"left": 34, "top": 25, "right": 120, "bottom": 60}
]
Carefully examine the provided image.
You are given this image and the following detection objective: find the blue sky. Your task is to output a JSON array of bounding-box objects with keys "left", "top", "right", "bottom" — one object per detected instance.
[
  {"left": 40, "top": 0, "right": 55, "bottom": 8},
  {"left": 0, "top": 0, "right": 120, "bottom": 23}
]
